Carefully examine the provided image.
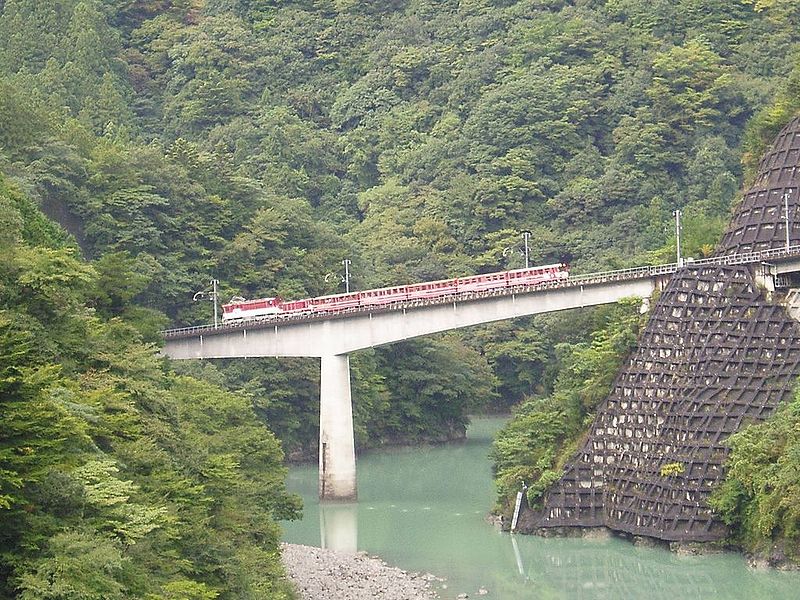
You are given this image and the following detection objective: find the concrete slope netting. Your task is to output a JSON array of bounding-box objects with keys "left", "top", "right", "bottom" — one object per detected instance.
[
  {"left": 524, "top": 115, "right": 800, "bottom": 542},
  {"left": 719, "top": 115, "right": 800, "bottom": 255}
]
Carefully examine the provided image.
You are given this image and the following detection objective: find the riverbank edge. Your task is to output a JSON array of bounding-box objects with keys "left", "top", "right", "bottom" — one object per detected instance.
[
  {"left": 284, "top": 427, "right": 470, "bottom": 464},
  {"left": 494, "top": 519, "right": 800, "bottom": 571},
  {"left": 280, "top": 543, "right": 442, "bottom": 599},
  {"left": 284, "top": 412, "right": 509, "bottom": 463}
]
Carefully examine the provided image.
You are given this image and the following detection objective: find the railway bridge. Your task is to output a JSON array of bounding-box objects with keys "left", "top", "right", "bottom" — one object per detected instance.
[{"left": 162, "top": 247, "right": 800, "bottom": 501}]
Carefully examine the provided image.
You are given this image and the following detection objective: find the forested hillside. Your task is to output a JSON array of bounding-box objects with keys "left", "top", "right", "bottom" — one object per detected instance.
[
  {"left": 0, "top": 175, "right": 299, "bottom": 598},
  {"left": 2, "top": 0, "right": 800, "bottom": 593},
  {"left": 2, "top": 0, "right": 799, "bottom": 455}
]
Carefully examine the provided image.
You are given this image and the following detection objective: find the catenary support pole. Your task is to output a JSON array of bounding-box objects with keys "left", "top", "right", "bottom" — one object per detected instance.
[
  {"left": 212, "top": 279, "right": 219, "bottom": 329},
  {"left": 785, "top": 192, "right": 791, "bottom": 252},
  {"left": 319, "top": 354, "right": 357, "bottom": 501},
  {"left": 522, "top": 230, "right": 531, "bottom": 269}
]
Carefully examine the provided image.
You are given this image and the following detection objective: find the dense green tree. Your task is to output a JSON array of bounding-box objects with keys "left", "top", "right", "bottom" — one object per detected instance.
[
  {"left": 2, "top": 0, "right": 800, "bottom": 575},
  {"left": 0, "top": 0, "right": 75, "bottom": 73},
  {"left": 469, "top": 321, "right": 551, "bottom": 404},
  {"left": 0, "top": 184, "right": 299, "bottom": 599},
  {"left": 374, "top": 336, "right": 496, "bottom": 442},
  {"left": 710, "top": 387, "right": 800, "bottom": 560},
  {"left": 0, "top": 81, "right": 52, "bottom": 160},
  {"left": 161, "top": 15, "right": 267, "bottom": 136},
  {"left": 18, "top": 531, "right": 130, "bottom": 600}
]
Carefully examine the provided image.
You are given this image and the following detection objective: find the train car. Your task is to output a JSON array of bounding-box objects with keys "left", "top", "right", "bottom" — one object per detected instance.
[
  {"left": 221, "top": 262, "right": 569, "bottom": 323},
  {"left": 308, "top": 291, "right": 362, "bottom": 313},
  {"left": 406, "top": 277, "right": 459, "bottom": 301},
  {"left": 222, "top": 297, "right": 282, "bottom": 321},
  {"left": 360, "top": 285, "right": 409, "bottom": 307},
  {"left": 505, "top": 263, "right": 567, "bottom": 287},
  {"left": 457, "top": 271, "right": 507, "bottom": 293},
  {"left": 279, "top": 298, "right": 312, "bottom": 314}
]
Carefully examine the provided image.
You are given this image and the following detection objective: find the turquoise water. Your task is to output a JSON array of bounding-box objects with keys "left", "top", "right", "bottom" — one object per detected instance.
[{"left": 281, "top": 418, "right": 800, "bottom": 599}]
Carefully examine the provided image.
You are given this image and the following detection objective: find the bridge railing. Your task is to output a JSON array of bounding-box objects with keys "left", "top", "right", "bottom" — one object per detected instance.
[{"left": 162, "top": 245, "right": 800, "bottom": 339}]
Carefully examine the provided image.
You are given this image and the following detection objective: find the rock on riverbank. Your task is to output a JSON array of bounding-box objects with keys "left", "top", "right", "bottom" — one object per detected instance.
[{"left": 281, "top": 543, "right": 440, "bottom": 599}]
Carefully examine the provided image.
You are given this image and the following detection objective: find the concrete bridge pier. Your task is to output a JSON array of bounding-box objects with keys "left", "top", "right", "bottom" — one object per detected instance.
[{"left": 319, "top": 354, "right": 357, "bottom": 501}]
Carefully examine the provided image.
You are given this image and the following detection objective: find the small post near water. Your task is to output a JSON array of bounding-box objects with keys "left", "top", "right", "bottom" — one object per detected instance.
[{"left": 510, "top": 481, "right": 527, "bottom": 533}]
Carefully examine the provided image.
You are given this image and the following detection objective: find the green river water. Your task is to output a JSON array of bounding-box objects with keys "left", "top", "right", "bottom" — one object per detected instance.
[{"left": 281, "top": 417, "right": 800, "bottom": 599}]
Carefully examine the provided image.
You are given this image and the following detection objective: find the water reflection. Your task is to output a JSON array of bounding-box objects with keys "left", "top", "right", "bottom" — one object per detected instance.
[
  {"left": 510, "top": 534, "right": 527, "bottom": 579},
  {"left": 284, "top": 419, "right": 800, "bottom": 600},
  {"left": 498, "top": 530, "right": 799, "bottom": 600},
  {"left": 319, "top": 502, "right": 358, "bottom": 552}
]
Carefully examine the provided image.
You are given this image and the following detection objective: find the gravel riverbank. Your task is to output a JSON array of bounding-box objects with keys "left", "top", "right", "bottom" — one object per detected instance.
[{"left": 281, "top": 543, "right": 440, "bottom": 599}]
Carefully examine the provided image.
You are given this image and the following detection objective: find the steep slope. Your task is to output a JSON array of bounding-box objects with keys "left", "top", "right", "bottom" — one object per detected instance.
[
  {"left": 522, "top": 116, "right": 800, "bottom": 542},
  {"left": 0, "top": 176, "right": 300, "bottom": 599}
]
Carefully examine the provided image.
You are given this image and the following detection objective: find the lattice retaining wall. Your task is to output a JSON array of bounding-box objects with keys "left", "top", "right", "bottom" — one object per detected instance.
[
  {"left": 720, "top": 117, "right": 800, "bottom": 255},
  {"left": 523, "top": 115, "right": 800, "bottom": 542}
]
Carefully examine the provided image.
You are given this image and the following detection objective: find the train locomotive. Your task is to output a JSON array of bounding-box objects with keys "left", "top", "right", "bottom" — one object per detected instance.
[{"left": 221, "top": 263, "right": 569, "bottom": 322}]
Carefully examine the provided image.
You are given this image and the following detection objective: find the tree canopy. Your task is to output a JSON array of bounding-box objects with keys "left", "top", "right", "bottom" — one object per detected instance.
[{"left": 1, "top": 0, "right": 800, "bottom": 583}]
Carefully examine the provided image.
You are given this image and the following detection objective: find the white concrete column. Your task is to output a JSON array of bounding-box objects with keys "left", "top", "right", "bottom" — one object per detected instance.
[
  {"left": 319, "top": 354, "right": 357, "bottom": 501},
  {"left": 755, "top": 262, "right": 777, "bottom": 298}
]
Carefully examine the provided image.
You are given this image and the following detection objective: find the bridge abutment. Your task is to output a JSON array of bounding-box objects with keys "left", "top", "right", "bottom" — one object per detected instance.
[{"left": 319, "top": 354, "right": 357, "bottom": 501}]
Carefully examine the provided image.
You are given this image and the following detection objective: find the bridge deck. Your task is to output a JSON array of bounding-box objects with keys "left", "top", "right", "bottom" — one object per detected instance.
[
  {"left": 163, "top": 245, "right": 800, "bottom": 340},
  {"left": 159, "top": 245, "right": 800, "bottom": 501}
]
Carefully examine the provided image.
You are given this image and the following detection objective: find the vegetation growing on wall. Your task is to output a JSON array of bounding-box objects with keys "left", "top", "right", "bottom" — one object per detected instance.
[
  {"left": 490, "top": 299, "right": 643, "bottom": 512},
  {"left": 709, "top": 385, "right": 800, "bottom": 561}
]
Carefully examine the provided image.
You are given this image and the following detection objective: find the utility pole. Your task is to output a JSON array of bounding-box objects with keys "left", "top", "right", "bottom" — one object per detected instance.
[
  {"left": 193, "top": 279, "right": 220, "bottom": 328},
  {"left": 522, "top": 230, "right": 532, "bottom": 269},
  {"left": 211, "top": 279, "right": 219, "bottom": 328},
  {"left": 784, "top": 192, "right": 792, "bottom": 252},
  {"left": 673, "top": 210, "right": 683, "bottom": 267},
  {"left": 342, "top": 259, "right": 352, "bottom": 293}
]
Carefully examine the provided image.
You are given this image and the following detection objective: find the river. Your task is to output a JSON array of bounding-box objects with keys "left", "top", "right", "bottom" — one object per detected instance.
[{"left": 281, "top": 417, "right": 800, "bottom": 599}]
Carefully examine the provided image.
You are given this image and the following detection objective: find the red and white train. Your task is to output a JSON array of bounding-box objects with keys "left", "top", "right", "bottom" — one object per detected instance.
[{"left": 221, "top": 263, "right": 569, "bottom": 322}]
